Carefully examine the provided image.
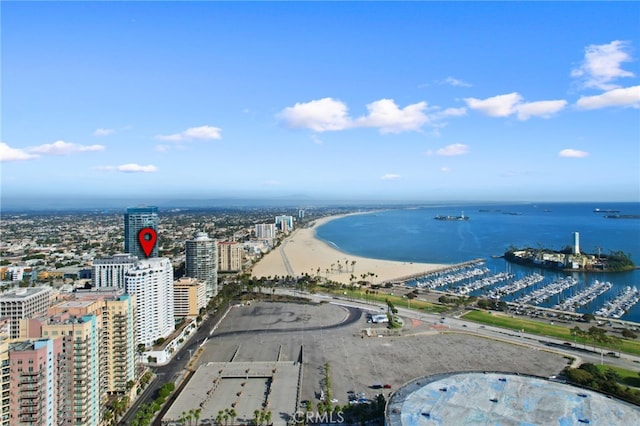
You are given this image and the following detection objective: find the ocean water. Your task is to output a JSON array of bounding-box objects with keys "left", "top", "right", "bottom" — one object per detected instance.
[{"left": 315, "top": 202, "right": 640, "bottom": 323}]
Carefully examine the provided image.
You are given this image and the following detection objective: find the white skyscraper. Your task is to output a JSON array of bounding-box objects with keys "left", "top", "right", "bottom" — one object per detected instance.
[
  {"left": 185, "top": 232, "right": 218, "bottom": 300},
  {"left": 124, "top": 258, "right": 174, "bottom": 347},
  {"left": 91, "top": 253, "right": 138, "bottom": 288}
]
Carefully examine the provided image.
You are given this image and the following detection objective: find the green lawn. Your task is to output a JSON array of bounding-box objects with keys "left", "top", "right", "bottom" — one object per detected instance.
[
  {"left": 462, "top": 310, "right": 640, "bottom": 356},
  {"left": 595, "top": 364, "right": 640, "bottom": 388},
  {"left": 318, "top": 286, "right": 447, "bottom": 313}
]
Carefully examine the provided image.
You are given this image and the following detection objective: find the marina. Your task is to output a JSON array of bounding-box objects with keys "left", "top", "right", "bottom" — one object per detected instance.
[
  {"left": 450, "top": 272, "right": 513, "bottom": 295},
  {"left": 595, "top": 286, "right": 640, "bottom": 318},
  {"left": 513, "top": 276, "right": 579, "bottom": 306},
  {"left": 553, "top": 280, "right": 613, "bottom": 312},
  {"left": 487, "top": 273, "right": 545, "bottom": 300}
]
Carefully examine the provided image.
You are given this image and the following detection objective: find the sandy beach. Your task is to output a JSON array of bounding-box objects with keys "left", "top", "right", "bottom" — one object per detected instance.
[{"left": 250, "top": 214, "right": 449, "bottom": 285}]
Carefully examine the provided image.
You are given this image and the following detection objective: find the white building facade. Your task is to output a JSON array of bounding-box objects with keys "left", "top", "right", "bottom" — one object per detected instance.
[
  {"left": 124, "top": 258, "right": 174, "bottom": 347},
  {"left": 91, "top": 253, "right": 138, "bottom": 288}
]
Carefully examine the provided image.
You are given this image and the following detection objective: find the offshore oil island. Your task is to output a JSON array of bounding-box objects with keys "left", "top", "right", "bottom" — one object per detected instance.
[{"left": 503, "top": 231, "right": 636, "bottom": 273}]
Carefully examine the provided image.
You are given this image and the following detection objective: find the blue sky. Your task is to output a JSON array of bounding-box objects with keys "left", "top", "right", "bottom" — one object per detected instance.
[{"left": 1, "top": 1, "right": 639, "bottom": 206}]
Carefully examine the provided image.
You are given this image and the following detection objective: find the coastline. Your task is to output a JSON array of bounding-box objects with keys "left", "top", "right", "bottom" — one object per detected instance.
[{"left": 250, "top": 213, "right": 449, "bottom": 285}]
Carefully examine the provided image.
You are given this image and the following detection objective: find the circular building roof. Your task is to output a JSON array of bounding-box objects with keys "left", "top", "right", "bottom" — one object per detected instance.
[{"left": 386, "top": 372, "right": 640, "bottom": 426}]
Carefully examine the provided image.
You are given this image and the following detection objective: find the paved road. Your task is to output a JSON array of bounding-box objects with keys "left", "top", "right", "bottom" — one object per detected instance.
[{"left": 118, "top": 309, "right": 226, "bottom": 425}]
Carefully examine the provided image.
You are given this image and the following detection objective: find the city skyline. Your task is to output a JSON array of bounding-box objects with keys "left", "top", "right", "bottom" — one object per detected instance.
[{"left": 1, "top": 2, "right": 639, "bottom": 207}]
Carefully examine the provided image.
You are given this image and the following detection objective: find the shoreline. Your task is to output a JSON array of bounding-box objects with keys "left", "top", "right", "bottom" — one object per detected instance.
[{"left": 250, "top": 213, "right": 452, "bottom": 285}]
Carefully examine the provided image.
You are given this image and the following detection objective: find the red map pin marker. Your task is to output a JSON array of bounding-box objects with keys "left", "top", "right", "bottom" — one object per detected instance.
[{"left": 138, "top": 228, "right": 157, "bottom": 258}]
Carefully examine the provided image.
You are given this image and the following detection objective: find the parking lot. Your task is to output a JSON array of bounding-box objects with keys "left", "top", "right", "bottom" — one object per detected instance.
[{"left": 195, "top": 300, "right": 569, "bottom": 414}]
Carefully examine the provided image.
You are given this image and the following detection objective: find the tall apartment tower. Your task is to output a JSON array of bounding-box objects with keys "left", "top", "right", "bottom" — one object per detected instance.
[
  {"left": 91, "top": 254, "right": 138, "bottom": 288},
  {"left": 275, "top": 215, "right": 294, "bottom": 233},
  {"left": 185, "top": 232, "right": 218, "bottom": 300},
  {"left": 255, "top": 223, "right": 276, "bottom": 240},
  {"left": 9, "top": 338, "right": 64, "bottom": 425},
  {"left": 99, "top": 293, "right": 136, "bottom": 394},
  {"left": 218, "top": 242, "right": 243, "bottom": 272},
  {"left": 124, "top": 206, "right": 159, "bottom": 259},
  {"left": 572, "top": 231, "right": 580, "bottom": 255},
  {"left": 0, "top": 287, "right": 51, "bottom": 338},
  {"left": 41, "top": 314, "right": 101, "bottom": 426},
  {"left": 0, "top": 336, "right": 10, "bottom": 426},
  {"left": 124, "top": 258, "right": 174, "bottom": 347}
]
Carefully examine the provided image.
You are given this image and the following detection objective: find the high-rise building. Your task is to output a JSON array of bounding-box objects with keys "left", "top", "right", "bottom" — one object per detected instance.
[
  {"left": 275, "top": 215, "right": 294, "bottom": 233},
  {"left": 0, "top": 287, "right": 51, "bottom": 338},
  {"left": 185, "top": 232, "right": 218, "bottom": 300},
  {"left": 9, "top": 338, "right": 64, "bottom": 425},
  {"left": 124, "top": 206, "right": 159, "bottom": 259},
  {"left": 124, "top": 258, "right": 174, "bottom": 347},
  {"left": 91, "top": 254, "right": 138, "bottom": 288},
  {"left": 0, "top": 335, "right": 9, "bottom": 426},
  {"left": 255, "top": 223, "right": 276, "bottom": 240},
  {"left": 572, "top": 231, "right": 580, "bottom": 255},
  {"left": 218, "top": 241, "right": 243, "bottom": 272},
  {"left": 40, "top": 314, "right": 101, "bottom": 426},
  {"left": 173, "top": 277, "right": 206, "bottom": 318}
]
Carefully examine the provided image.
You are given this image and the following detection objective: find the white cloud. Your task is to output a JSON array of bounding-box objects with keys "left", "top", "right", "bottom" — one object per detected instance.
[
  {"left": 279, "top": 98, "right": 440, "bottom": 134},
  {"left": 310, "top": 135, "right": 324, "bottom": 145},
  {"left": 436, "top": 143, "right": 469, "bottom": 156},
  {"left": 465, "top": 93, "right": 566, "bottom": 120},
  {"left": 93, "top": 128, "right": 115, "bottom": 136},
  {"left": 558, "top": 149, "right": 589, "bottom": 158},
  {"left": 356, "top": 99, "right": 429, "bottom": 134},
  {"left": 571, "top": 40, "right": 635, "bottom": 90},
  {"left": 154, "top": 144, "right": 171, "bottom": 152},
  {"left": 443, "top": 76, "right": 472, "bottom": 87},
  {"left": 0, "top": 142, "right": 38, "bottom": 162},
  {"left": 279, "top": 98, "right": 351, "bottom": 132},
  {"left": 516, "top": 100, "right": 568, "bottom": 120},
  {"left": 465, "top": 93, "right": 523, "bottom": 117},
  {"left": 156, "top": 125, "right": 222, "bottom": 141},
  {"left": 381, "top": 173, "right": 401, "bottom": 180},
  {"left": 575, "top": 85, "right": 640, "bottom": 109},
  {"left": 440, "top": 167, "right": 452, "bottom": 173},
  {"left": 27, "top": 140, "right": 105, "bottom": 155},
  {"left": 95, "top": 163, "right": 158, "bottom": 173}
]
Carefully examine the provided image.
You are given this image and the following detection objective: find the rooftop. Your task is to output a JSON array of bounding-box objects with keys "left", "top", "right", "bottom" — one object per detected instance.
[{"left": 386, "top": 372, "right": 640, "bottom": 426}]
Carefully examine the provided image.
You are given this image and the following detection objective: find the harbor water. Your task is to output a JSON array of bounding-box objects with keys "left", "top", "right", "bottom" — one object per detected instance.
[{"left": 315, "top": 202, "right": 640, "bottom": 323}]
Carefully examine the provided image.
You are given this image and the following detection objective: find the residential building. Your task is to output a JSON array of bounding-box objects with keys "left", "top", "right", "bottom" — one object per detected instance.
[
  {"left": 275, "top": 215, "right": 294, "bottom": 233},
  {"left": 255, "top": 223, "right": 276, "bottom": 240},
  {"left": 0, "top": 335, "right": 9, "bottom": 426},
  {"left": 0, "top": 287, "right": 51, "bottom": 338},
  {"left": 173, "top": 278, "right": 206, "bottom": 318},
  {"left": 9, "top": 338, "right": 64, "bottom": 426},
  {"left": 72, "top": 289, "right": 136, "bottom": 396},
  {"left": 185, "top": 232, "right": 218, "bottom": 300},
  {"left": 124, "top": 258, "right": 174, "bottom": 347},
  {"left": 124, "top": 206, "right": 159, "bottom": 259},
  {"left": 40, "top": 314, "right": 101, "bottom": 426},
  {"left": 218, "top": 242, "right": 243, "bottom": 273},
  {"left": 91, "top": 254, "right": 138, "bottom": 289}
]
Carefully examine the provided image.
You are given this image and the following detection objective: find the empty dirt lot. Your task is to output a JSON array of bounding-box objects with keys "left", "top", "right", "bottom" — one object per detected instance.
[{"left": 196, "top": 300, "right": 569, "bottom": 411}]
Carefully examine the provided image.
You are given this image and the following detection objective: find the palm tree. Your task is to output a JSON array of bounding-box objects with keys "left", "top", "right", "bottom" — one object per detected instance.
[
  {"left": 229, "top": 408, "right": 237, "bottom": 425},
  {"left": 217, "top": 410, "right": 224, "bottom": 426},
  {"left": 351, "top": 260, "right": 356, "bottom": 272},
  {"left": 264, "top": 410, "right": 272, "bottom": 426},
  {"left": 253, "top": 409, "right": 261, "bottom": 426},
  {"left": 194, "top": 408, "right": 201, "bottom": 426}
]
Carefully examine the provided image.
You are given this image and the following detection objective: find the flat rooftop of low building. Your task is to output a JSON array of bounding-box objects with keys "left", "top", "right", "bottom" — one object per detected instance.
[
  {"left": 386, "top": 372, "right": 640, "bottom": 426},
  {"left": 0, "top": 287, "right": 50, "bottom": 300}
]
